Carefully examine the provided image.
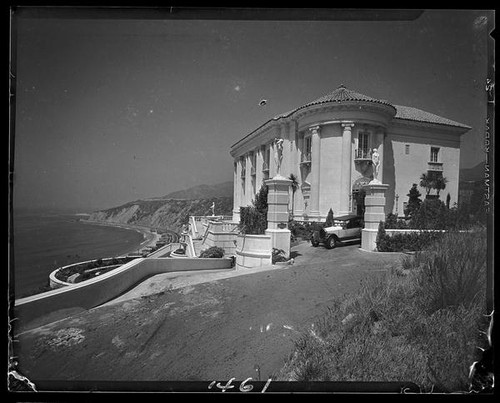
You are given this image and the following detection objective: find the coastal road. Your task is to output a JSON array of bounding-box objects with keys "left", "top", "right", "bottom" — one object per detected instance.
[{"left": 15, "top": 242, "right": 403, "bottom": 386}]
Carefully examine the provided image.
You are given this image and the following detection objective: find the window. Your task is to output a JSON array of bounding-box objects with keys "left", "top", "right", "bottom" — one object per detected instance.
[
  {"left": 405, "top": 144, "right": 410, "bottom": 155},
  {"left": 430, "top": 147, "right": 440, "bottom": 163},
  {"left": 358, "top": 131, "right": 370, "bottom": 158}
]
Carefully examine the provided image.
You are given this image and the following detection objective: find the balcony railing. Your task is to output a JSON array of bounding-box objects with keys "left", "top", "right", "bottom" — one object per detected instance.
[
  {"left": 354, "top": 148, "right": 372, "bottom": 160},
  {"left": 300, "top": 152, "right": 312, "bottom": 165},
  {"left": 427, "top": 162, "right": 444, "bottom": 172}
]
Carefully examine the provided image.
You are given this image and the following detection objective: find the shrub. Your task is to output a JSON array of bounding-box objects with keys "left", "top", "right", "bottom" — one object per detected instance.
[
  {"left": 413, "top": 228, "right": 487, "bottom": 314},
  {"left": 289, "top": 221, "right": 318, "bottom": 240},
  {"left": 376, "top": 221, "right": 443, "bottom": 252},
  {"left": 239, "top": 205, "right": 267, "bottom": 234},
  {"left": 325, "top": 209, "right": 335, "bottom": 227},
  {"left": 405, "top": 183, "right": 423, "bottom": 218},
  {"left": 275, "top": 229, "right": 488, "bottom": 392},
  {"left": 384, "top": 213, "right": 409, "bottom": 229},
  {"left": 272, "top": 248, "right": 289, "bottom": 264},
  {"left": 199, "top": 246, "right": 225, "bottom": 258},
  {"left": 409, "top": 199, "right": 448, "bottom": 230},
  {"left": 239, "top": 184, "right": 268, "bottom": 234}
]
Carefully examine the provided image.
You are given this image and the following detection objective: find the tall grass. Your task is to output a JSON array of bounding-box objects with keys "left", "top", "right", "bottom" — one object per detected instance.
[{"left": 274, "top": 228, "right": 488, "bottom": 392}]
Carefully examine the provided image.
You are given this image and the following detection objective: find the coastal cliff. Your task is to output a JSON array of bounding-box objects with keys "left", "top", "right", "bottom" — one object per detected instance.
[{"left": 87, "top": 182, "right": 234, "bottom": 232}]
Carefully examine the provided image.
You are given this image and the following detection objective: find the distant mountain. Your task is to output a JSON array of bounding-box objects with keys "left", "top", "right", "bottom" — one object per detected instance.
[
  {"left": 460, "top": 162, "right": 485, "bottom": 182},
  {"left": 88, "top": 196, "right": 233, "bottom": 233},
  {"left": 157, "top": 181, "right": 233, "bottom": 200},
  {"left": 87, "top": 181, "right": 234, "bottom": 232}
]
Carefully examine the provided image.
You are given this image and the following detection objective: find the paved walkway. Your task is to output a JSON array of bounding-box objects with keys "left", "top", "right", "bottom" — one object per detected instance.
[{"left": 14, "top": 242, "right": 404, "bottom": 387}]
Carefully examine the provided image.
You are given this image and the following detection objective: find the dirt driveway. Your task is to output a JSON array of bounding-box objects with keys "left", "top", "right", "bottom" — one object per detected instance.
[{"left": 14, "top": 242, "right": 403, "bottom": 387}]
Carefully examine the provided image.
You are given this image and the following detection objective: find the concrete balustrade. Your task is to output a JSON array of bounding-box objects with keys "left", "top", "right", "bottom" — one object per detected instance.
[{"left": 201, "top": 221, "right": 239, "bottom": 256}]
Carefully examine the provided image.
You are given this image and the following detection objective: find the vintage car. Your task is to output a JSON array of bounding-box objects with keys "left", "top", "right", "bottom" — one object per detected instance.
[{"left": 311, "top": 214, "right": 364, "bottom": 249}]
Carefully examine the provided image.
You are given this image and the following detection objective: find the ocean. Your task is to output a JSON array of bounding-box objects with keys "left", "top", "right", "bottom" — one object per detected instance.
[{"left": 11, "top": 212, "right": 146, "bottom": 298}]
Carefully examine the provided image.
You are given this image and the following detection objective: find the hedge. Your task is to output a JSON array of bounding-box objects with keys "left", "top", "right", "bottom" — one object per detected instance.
[{"left": 376, "top": 222, "right": 444, "bottom": 252}]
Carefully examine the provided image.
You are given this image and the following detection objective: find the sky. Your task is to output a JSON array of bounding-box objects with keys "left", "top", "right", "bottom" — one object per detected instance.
[{"left": 11, "top": 8, "right": 492, "bottom": 212}]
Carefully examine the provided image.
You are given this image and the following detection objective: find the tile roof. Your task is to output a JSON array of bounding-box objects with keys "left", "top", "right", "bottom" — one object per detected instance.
[
  {"left": 305, "top": 84, "right": 394, "bottom": 107},
  {"left": 232, "top": 85, "right": 470, "bottom": 149},
  {"left": 272, "top": 84, "right": 395, "bottom": 120},
  {"left": 393, "top": 104, "right": 471, "bottom": 129}
]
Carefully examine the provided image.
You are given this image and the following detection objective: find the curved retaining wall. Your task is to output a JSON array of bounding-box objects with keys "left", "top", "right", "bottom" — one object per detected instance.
[
  {"left": 15, "top": 256, "right": 233, "bottom": 330},
  {"left": 49, "top": 258, "right": 134, "bottom": 289},
  {"left": 235, "top": 234, "right": 272, "bottom": 269}
]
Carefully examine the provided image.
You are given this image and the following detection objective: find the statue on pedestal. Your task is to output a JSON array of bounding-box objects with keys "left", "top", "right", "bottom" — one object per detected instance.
[
  {"left": 370, "top": 148, "right": 381, "bottom": 184},
  {"left": 274, "top": 138, "right": 284, "bottom": 177}
]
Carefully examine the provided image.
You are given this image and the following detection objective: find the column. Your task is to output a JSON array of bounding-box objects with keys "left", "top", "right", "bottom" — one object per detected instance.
[
  {"left": 309, "top": 125, "right": 321, "bottom": 219},
  {"left": 375, "top": 127, "right": 385, "bottom": 184},
  {"left": 239, "top": 156, "right": 246, "bottom": 208},
  {"left": 288, "top": 121, "right": 298, "bottom": 218},
  {"left": 256, "top": 147, "right": 263, "bottom": 188},
  {"left": 245, "top": 153, "right": 252, "bottom": 205},
  {"left": 232, "top": 160, "right": 240, "bottom": 222},
  {"left": 340, "top": 122, "right": 354, "bottom": 214}
]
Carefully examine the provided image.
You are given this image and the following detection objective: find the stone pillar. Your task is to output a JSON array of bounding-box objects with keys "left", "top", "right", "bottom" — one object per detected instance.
[
  {"left": 265, "top": 176, "right": 292, "bottom": 257},
  {"left": 232, "top": 160, "right": 240, "bottom": 222},
  {"left": 309, "top": 125, "right": 321, "bottom": 219},
  {"left": 340, "top": 122, "right": 354, "bottom": 215},
  {"left": 361, "top": 182, "right": 389, "bottom": 251}
]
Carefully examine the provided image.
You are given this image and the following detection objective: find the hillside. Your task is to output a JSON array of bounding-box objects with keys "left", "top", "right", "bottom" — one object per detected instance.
[
  {"left": 460, "top": 161, "right": 485, "bottom": 182},
  {"left": 155, "top": 181, "right": 233, "bottom": 200},
  {"left": 87, "top": 196, "right": 233, "bottom": 233}
]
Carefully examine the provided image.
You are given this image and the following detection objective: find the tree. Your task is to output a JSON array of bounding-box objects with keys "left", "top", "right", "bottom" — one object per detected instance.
[
  {"left": 253, "top": 183, "right": 268, "bottom": 212},
  {"left": 239, "top": 184, "right": 268, "bottom": 234},
  {"left": 410, "top": 198, "right": 448, "bottom": 230},
  {"left": 435, "top": 176, "right": 449, "bottom": 197},
  {"left": 325, "top": 208, "right": 335, "bottom": 227},
  {"left": 288, "top": 173, "right": 299, "bottom": 218},
  {"left": 405, "top": 183, "right": 422, "bottom": 218},
  {"left": 419, "top": 173, "right": 435, "bottom": 196}
]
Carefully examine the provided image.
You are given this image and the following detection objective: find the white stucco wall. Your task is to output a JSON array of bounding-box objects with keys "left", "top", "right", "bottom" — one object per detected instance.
[
  {"left": 231, "top": 103, "right": 466, "bottom": 223},
  {"left": 386, "top": 124, "right": 461, "bottom": 216},
  {"left": 318, "top": 124, "right": 343, "bottom": 217}
]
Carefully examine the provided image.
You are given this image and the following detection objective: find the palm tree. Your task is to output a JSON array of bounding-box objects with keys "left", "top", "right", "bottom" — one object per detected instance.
[
  {"left": 288, "top": 173, "right": 299, "bottom": 219},
  {"left": 435, "top": 176, "right": 449, "bottom": 197},
  {"left": 419, "top": 173, "right": 435, "bottom": 196}
]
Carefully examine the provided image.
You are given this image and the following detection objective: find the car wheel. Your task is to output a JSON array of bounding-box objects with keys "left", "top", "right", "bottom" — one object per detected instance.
[{"left": 325, "top": 236, "right": 337, "bottom": 249}]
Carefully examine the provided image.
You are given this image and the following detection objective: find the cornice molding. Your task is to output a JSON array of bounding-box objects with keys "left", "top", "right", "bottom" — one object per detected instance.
[{"left": 390, "top": 118, "right": 470, "bottom": 135}]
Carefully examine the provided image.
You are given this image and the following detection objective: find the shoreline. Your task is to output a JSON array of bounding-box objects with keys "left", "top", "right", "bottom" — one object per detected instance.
[{"left": 81, "top": 219, "right": 163, "bottom": 255}]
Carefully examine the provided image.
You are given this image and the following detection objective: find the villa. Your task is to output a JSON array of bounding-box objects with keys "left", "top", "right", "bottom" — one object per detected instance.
[{"left": 230, "top": 85, "right": 471, "bottom": 222}]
